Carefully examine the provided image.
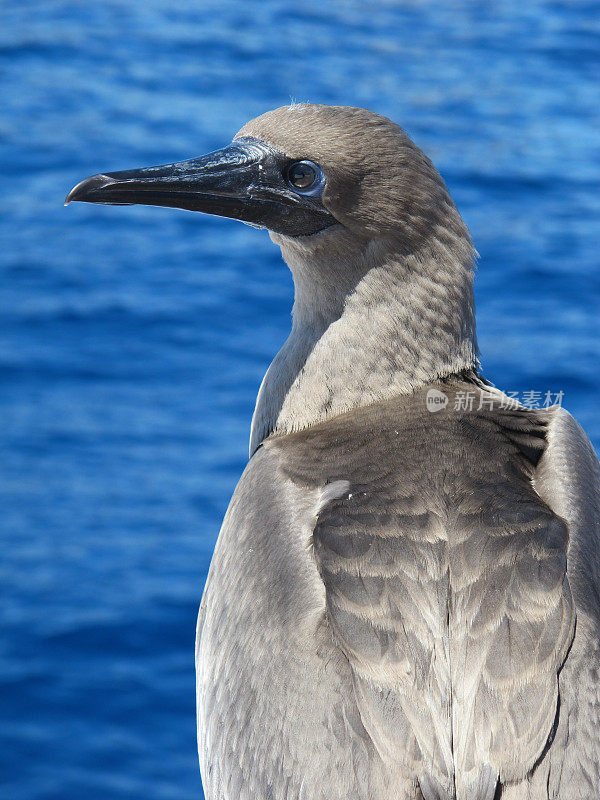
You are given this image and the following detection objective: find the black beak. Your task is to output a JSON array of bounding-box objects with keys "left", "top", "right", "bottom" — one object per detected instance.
[{"left": 65, "top": 138, "right": 336, "bottom": 237}]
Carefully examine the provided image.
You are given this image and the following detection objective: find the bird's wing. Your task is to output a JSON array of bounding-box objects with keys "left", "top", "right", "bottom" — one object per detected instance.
[
  {"left": 444, "top": 408, "right": 577, "bottom": 796},
  {"left": 528, "top": 407, "right": 600, "bottom": 797},
  {"left": 536, "top": 407, "right": 600, "bottom": 604},
  {"left": 196, "top": 444, "right": 415, "bottom": 800}
]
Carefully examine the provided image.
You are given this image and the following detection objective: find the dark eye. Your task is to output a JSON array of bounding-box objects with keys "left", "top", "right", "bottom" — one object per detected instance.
[{"left": 286, "top": 160, "right": 322, "bottom": 191}]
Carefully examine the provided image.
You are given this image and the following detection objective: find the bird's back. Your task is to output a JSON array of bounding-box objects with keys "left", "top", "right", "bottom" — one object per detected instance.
[
  {"left": 274, "top": 383, "right": 574, "bottom": 799},
  {"left": 197, "top": 382, "right": 600, "bottom": 800}
]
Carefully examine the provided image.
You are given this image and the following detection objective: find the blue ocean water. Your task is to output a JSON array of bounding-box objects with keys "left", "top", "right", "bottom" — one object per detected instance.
[{"left": 1, "top": 1, "right": 599, "bottom": 798}]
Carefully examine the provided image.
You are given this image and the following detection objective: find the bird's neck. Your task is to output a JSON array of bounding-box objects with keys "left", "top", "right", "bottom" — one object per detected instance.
[{"left": 249, "top": 226, "right": 478, "bottom": 455}]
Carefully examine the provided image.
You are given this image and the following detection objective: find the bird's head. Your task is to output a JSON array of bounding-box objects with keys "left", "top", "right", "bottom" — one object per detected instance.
[
  {"left": 66, "top": 103, "right": 468, "bottom": 253},
  {"left": 67, "top": 104, "right": 479, "bottom": 442}
]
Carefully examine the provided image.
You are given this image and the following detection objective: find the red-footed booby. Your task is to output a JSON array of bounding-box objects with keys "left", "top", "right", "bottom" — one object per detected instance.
[{"left": 67, "top": 104, "right": 600, "bottom": 800}]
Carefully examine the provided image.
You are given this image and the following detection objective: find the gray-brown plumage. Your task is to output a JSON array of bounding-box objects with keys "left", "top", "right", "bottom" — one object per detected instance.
[{"left": 67, "top": 104, "right": 600, "bottom": 800}]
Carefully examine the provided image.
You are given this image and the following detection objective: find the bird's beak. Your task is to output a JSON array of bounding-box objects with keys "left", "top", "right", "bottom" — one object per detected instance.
[{"left": 65, "top": 138, "right": 336, "bottom": 237}]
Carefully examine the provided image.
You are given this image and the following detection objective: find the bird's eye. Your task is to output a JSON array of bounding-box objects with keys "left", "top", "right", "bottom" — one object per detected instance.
[{"left": 286, "top": 160, "right": 322, "bottom": 192}]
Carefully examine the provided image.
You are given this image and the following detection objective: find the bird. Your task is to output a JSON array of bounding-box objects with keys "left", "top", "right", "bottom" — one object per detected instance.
[{"left": 66, "top": 104, "right": 600, "bottom": 800}]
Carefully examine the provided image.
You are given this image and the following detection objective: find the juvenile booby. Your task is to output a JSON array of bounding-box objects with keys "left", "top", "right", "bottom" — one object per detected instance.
[{"left": 67, "top": 104, "right": 600, "bottom": 800}]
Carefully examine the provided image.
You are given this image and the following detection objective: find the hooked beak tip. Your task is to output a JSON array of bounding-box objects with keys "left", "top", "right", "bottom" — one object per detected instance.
[{"left": 65, "top": 174, "right": 116, "bottom": 206}]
